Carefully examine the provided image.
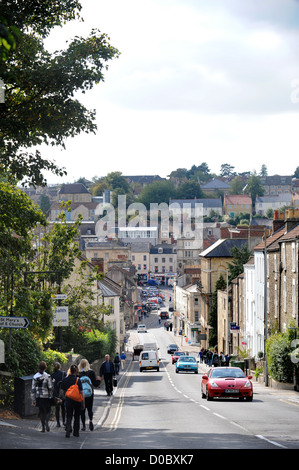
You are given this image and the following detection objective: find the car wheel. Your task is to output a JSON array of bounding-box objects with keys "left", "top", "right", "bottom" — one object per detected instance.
[
  {"left": 176, "top": 369, "right": 179, "bottom": 373},
  {"left": 156, "top": 367, "right": 159, "bottom": 372},
  {"left": 140, "top": 368, "right": 143, "bottom": 372},
  {"left": 195, "top": 370, "right": 198, "bottom": 374},
  {"left": 246, "top": 395, "right": 253, "bottom": 402},
  {"left": 207, "top": 390, "right": 213, "bottom": 401}
]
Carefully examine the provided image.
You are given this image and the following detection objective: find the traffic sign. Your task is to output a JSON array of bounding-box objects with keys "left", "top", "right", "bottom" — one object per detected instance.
[
  {"left": 53, "top": 294, "right": 67, "bottom": 300},
  {"left": 53, "top": 307, "right": 69, "bottom": 327},
  {"left": 0, "top": 316, "right": 30, "bottom": 329}
]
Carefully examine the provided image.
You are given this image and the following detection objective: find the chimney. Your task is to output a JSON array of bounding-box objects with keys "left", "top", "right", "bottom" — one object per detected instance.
[{"left": 272, "top": 210, "right": 285, "bottom": 233}]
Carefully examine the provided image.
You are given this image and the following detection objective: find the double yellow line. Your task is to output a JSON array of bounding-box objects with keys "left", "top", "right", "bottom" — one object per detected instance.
[{"left": 107, "top": 363, "right": 133, "bottom": 432}]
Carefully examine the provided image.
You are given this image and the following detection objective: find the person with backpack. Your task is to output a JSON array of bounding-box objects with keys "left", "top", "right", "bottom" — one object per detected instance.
[
  {"left": 113, "top": 353, "right": 120, "bottom": 375},
  {"left": 51, "top": 362, "right": 66, "bottom": 428},
  {"left": 212, "top": 351, "right": 219, "bottom": 367},
  {"left": 78, "top": 358, "right": 101, "bottom": 431},
  {"left": 61, "top": 364, "right": 84, "bottom": 438},
  {"left": 31, "top": 361, "right": 53, "bottom": 432}
]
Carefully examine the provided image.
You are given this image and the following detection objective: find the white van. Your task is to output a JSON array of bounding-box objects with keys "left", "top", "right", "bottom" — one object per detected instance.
[
  {"left": 137, "top": 324, "right": 147, "bottom": 333},
  {"left": 139, "top": 350, "right": 160, "bottom": 372}
]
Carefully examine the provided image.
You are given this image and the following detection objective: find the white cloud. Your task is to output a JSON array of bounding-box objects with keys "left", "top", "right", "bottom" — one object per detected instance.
[{"left": 42, "top": 0, "right": 299, "bottom": 184}]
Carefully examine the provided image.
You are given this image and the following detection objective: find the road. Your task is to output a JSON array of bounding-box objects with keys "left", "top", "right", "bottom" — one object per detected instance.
[
  {"left": 89, "top": 322, "right": 299, "bottom": 450},
  {"left": 1, "top": 286, "right": 299, "bottom": 453}
]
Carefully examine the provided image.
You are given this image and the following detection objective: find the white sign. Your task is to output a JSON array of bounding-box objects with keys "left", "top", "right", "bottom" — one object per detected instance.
[
  {"left": 53, "top": 307, "right": 69, "bottom": 327},
  {"left": 54, "top": 294, "right": 67, "bottom": 300},
  {"left": 0, "top": 316, "right": 30, "bottom": 329}
]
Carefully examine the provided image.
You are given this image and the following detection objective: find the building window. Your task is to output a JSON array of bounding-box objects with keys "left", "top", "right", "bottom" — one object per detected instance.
[
  {"left": 283, "top": 275, "right": 287, "bottom": 312},
  {"left": 292, "top": 242, "right": 296, "bottom": 272}
]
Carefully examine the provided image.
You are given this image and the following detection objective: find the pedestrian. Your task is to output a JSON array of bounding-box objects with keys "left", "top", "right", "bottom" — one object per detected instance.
[
  {"left": 120, "top": 351, "right": 127, "bottom": 371},
  {"left": 206, "top": 349, "right": 213, "bottom": 366},
  {"left": 220, "top": 352, "right": 226, "bottom": 367},
  {"left": 212, "top": 351, "right": 219, "bottom": 367},
  {"left": 78, "top": 358, "right": 101, "bottom": 431},
  {"left": 61, "top": 364, "right": 84, "bottom": 438},
  {"left": 51, "top": 362, "right": 66, "bottom": 428},
  {"left": 31, "top": 361, "right": 53, "bottom": 433},
  {"left": 99, "top": 354, "right": 116, "bottom": 396},
  {"left": 113, "top": 353, "right": 120, "bottom": 375},
  {"left": 198, "top": 348, "right": 203, "bottom": 363}
]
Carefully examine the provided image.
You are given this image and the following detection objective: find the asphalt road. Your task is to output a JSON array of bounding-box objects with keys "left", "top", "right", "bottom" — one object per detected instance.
[{"left": 1, "top": 288, "right": 299, "bottom": 455}]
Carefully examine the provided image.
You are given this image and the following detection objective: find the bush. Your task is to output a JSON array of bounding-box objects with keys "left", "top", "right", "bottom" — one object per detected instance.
[
  {"left": 62, "top": 326, "right": 117, "bottom": 363},
  {"left": 40, "top": 349, "right": 68, "bottom": 374},
  {"left": 266, "top": 332, "right": 294, "bottom": 383},
  {"left": 0, "top": 329, "right": 41, "bottom": 377}
]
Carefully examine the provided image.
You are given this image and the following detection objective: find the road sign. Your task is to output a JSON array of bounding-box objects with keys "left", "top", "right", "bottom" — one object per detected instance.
[
  {"left": 53, "top": 294, "right": 67, "bottom": 300},
  {"left": 53, "top": 307, "right": 69, "bottom": 327},
  {"left": 0, "top": 316, "right": 30, "bottom": 329}
]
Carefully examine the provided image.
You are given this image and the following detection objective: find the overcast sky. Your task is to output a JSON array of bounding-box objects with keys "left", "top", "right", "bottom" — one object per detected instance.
[{"left": 42, "top": 0, "right": 299, "bottom": 184}]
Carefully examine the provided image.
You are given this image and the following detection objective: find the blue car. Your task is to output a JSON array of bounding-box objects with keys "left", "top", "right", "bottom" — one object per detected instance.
[{"left": 176, "top": 356, "right": 198, "bottom": 374}]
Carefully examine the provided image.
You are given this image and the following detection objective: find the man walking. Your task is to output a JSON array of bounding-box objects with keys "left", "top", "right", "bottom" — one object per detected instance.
[{"left": 99, "top": 354, "right": 115, "bottom": 396}]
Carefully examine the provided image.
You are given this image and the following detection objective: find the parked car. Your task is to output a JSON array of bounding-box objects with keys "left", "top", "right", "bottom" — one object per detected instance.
[
  {"left": 201, "top": 367, "right": 253, "bottom": 401},
  {"left": 172, "top": 351, "right": 186, "bottom": 364},
  {"left": 176, "top": 356, "right": 198, "bottom": 374},
  {"left": 167, "top": 343, "right": 178, "bottom": 354}
]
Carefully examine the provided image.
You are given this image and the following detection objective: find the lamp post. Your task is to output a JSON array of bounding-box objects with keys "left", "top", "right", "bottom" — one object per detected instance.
[{"left": 264, "top": 228, "right": 269, "bottom": 387}]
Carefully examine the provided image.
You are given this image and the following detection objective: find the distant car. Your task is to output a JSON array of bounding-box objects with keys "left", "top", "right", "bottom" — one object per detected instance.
[
  {"left": 137, "top": 324, "right": 147, "bottom": 333},
  {"left": 201, "top": 367, "right": 253, "bottom": 401},
  {"left": 176, "top": 356, "right": 198, "bottom": 374},
  {"left": 172, "top": 351, "right": 186, "bottom": 364},
  {"left": 160, "top": 311, "right": 169, "bottom": 319},
  {"left": 167, "top": 343, "right": 178, "bottom": 354}
]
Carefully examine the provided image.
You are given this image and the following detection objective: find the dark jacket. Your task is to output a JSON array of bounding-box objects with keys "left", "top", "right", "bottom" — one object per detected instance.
[{"left": 100, "top": 360, "right": 115, "bottom": 377}]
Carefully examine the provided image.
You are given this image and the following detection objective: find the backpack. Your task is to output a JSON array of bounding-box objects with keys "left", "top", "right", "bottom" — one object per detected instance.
[
  {"left": 80, "top": 375, "right": 93, "bottom": 398},
  {"left": 65, "top": 378, "right": 83, "bottom": 402}
]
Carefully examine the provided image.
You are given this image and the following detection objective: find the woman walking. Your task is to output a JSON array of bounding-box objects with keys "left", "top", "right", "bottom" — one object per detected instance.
[
  {"left": 78, "top": 358, "right": 101, "bottom": 431},
  {"left": 61, "top": 364, "right": 84, "bottom": 438},
  {"left": 51, "top": 362, "right": 66, "bottom": 428},
  {"left": 31, "top": 361, "right": 53, "bottom": 432}
]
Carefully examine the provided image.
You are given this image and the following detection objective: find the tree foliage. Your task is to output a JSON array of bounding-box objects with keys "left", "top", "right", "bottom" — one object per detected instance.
[{"left": 0, "top": 0, "right": 119, "bottom": 186}]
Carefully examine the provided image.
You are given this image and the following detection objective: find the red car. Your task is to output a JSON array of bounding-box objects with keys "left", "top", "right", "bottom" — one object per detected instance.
[
  {"left": 201, "top": 367, "right": 253, "bottom": 401},
  {"left": 172, "top": 351, "right": 186, "bottom": 364}
]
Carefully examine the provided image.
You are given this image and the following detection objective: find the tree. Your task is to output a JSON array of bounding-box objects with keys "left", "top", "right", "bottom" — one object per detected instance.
[
  {"left": 137, "top": 180, "right": 177, "bottom": 209},
  {"left": 259, "top": 164, "right": 268, "bottom": 177},
  {"left": 229, "top": 176, "right": 244, "bottom": 195},
  {"left": 176, "top": 180, "right": 203, "bottom": 199},
  {"left": 228, "top": 245, "right": 251, "bottom": 283},
  {"left": 220, "top": 163, "right": 235, "bottom": 178},
  {"left": 244, "top": 171, "right": 265, "bottom": 208},
  {"left": 0, "top": 0, "right": 119, "bottom": 186},
  {"left": 208, "top": 274, "right": 227, "bottom": 347}
]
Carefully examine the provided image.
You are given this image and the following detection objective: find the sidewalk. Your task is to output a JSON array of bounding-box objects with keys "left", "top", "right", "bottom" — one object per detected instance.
[{"left": 0, "top": 365, "right": 130, "bottom": 432}]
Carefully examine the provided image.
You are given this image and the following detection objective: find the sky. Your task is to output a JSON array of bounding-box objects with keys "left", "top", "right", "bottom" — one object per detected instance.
[{"left": 41, "top": 0, "right": 299, "bottom": 185}]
